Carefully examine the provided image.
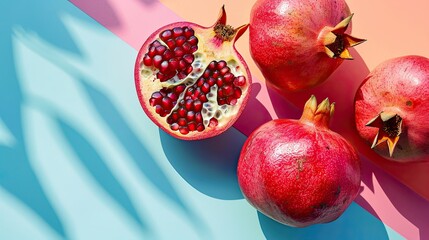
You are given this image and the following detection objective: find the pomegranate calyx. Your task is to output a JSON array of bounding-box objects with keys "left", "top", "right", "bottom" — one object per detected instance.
[
  {"left": 366, "top": 111, "right": 403, "bottom": 157},
  {"left": 320, "top": 14, "right": 366, "bottom": 59},
  {"left": 299, "top": 95, "right": 335, "bottom": 128},
  {"left": 213, "top": 5, "right": 249, "bottom": 42}
]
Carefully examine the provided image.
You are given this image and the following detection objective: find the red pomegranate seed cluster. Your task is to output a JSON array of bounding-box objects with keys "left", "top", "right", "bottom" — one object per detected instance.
[
  {"left": 149, "top": 84, "right": 186, "bottom": 117},
  {"left": 142, "top": 26, "right": 199, "bottom": 82},
  {"left": 160, "top": 60, "right": 247, "bottom": 135}
]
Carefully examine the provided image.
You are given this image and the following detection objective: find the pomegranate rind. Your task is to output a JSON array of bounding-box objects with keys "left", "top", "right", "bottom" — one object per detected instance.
[
  {"left": 354, "top": 55, "right": 429, "bottom": 162},
  {"left": 238, "top": 116, "right": 360, "bottom": 227}
]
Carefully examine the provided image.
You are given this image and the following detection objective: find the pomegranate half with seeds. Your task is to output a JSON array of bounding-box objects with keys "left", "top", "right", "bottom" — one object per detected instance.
[{"left": 135, "top": 6, "right": 251, "bottom": 140}]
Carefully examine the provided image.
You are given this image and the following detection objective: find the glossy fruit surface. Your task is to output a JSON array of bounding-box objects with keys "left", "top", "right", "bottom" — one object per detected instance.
[
  {"left": 355, "top": 55, "right": 429, "bottom": 162},
  {"left": 250, "top": 0, "right": 365, "bottom": 92},
  {"left": 238, "top": 96, "right": 361, "bottom": 227}
]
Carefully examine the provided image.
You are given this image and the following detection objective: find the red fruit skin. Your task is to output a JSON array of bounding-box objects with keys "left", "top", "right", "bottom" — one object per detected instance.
[
  {"left": 249, "top": 0, "right": 351, "bottom": 92},
  {"left": 355, "top": 55, "right": 429, "bottom": 162},
  {"left": 237, "top": 119, "right": 360, "bottom": 227},
  {"left": 135, "top": 18, "right": 252, "bottom": 140}
]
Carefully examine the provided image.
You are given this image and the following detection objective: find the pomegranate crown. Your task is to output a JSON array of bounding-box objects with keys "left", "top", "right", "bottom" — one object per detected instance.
[
  {"left": 319, "top": 14, "right": 366, "bottom": 60},
  {"left": 212, "top": 5, "right": 249, "bottom": 43},
  {"left": 299, "top": 95, "right": 335, "bottom": 128}
]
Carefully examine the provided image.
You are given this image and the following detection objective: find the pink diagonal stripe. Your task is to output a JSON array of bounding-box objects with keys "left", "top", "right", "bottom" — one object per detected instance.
[{"left": 70, "top": 0, "right": 428, "bottom": 239}]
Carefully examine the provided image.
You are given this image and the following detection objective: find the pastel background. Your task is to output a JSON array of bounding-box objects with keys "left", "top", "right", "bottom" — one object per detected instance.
[{"left": 0, "top": 0, "right": 427, "bottom": 240}]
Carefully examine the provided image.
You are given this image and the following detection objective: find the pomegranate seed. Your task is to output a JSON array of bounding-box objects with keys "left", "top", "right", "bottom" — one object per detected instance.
[
  {"left": 155, "top": 45, "right": 167, "bottom": 55},
  {"left": 208, "top": 77, "right": 216, "bottom": 86},
  {"left": 195, "top": 112, "right": 203, "bottom": 123},
  {"left": 171, "top": 112, "right": 179, "bottom": 121},
  {"left": 174, "top": 84, "right": 186, "bottom": 94},
  {"left": 151, "top": 91, "right": 163, "bottom": 100},
  {"left": 185, "top": 99, "right": 193, "bottom": 110},
  {"left": 160, "top": 61, "right": 169, "bottom": 73},
  {"left": 212, "top": 70, "right": 220, "bottom": 78},
  {"left": 193, "top": 88, "right": 201, "bottom": 99},
  {"left": 163, "top": 49, "right": 174, "bottom": 60},
  {"left": 203, "top": 69, "right": 211, "bottom": 78},
  {"left": 199, "top": 94, "right": 207, "bottom": 102},
  {"left": 172, "top": 27, "right": 184, "bottom": 37},
  {"left": 197, "top": 123, "right": 204, "bottom": 132},
  {"left": 175, "top": 36, "right": 186, "bottom": 47},
  {"left": 234, "top": 76, "right": 246, "bottom": 86},
  {"left": 197, "top": 78, "right": 204, "bottom": 87},
  {"left": 194, "top": 100, "right": 202, "bottom": 112},
  {"left": 209, "top": 118, "right": 218, "bottom": 127},
  {"left": 167, "top": 92, "right": 177, "bottom": 101},
  {"left": 148, "top": 46, "right": 156, "bottom": 57},
  {"left": 217, "top": 89, "right": 224, "bottom": 98},
  {"left": 160, "top": 29, "right": 173, "bottom": 41},
  {"left": 170, "top": 123, "right": 179, "bottom": 131},
  {"left": 179, "top": 59, "right": 187, "bottom": 70},
  {"left": 223, "top": 85, "right": 234, "bottom": 96},
  {"left": 185, "top": 87, "right": 193, "bottom": 96},
  {"left": 201, "top": 82, "right": 210, "bottom": 93},
  {"left": 151, "top": 40, "right": 161, "bottom": 47},
  {"left": 182, "top": 42, "right": 191, "bottom": 52},
  {"left": 157, "top": 72, "right": 166, "bottom": 81},
  {"left": 218, "top": 98, "right": 226, "bottom": 105},
  {"left": 217, "top": 60, "right": 227, "bottom": 69},
  {"left": 168, "top": 58, "right": 179, "bottom": 71},
  {"left": 165, "top": 39, "right": 176, "bottom": 49},
  {"left": 178, "top": 118, "right": 187, "bottom": 126},
  {"left": 183, "top": 54, "right": 194, "bottom": 64},
  {"left": 208, "top": 61, "right": 217, "bottom": 70},
  {"left": 190, "top": 45, "right": 198, "bottom": 53},
  {"left": 174, "top": 47, "right": 185, "bottom": 57},
  {"left": 155, "top": 105, "right": 163, "bottom": 114},
  {"left": 187, "top": 35, "right": 198, "bottom": 45},
  {"left": 153, "top": 55, "right": 163, "bottom": 68},
  {"left": 178, "top": 107, "right": 187, "bottom": 117},
  {"left": 177, "top": 71, "right": 188, "bottom": 79},
  {"left": 161, "top": 97, "right": 172, "bottom": 109},
  {"left": 183, "top": 27, "right": 194, "bottom": 38},
  {"left": 227, "top": 96, "right": 237, "bottom": 105},
  {"left": 179, "top": 127, "right": 189, "bottom": 135},
  {"left": 185, "top": 66, "right": 193, "bottom": 75},
  {"left": 220, "top": 67, "right": 230, "bottom": 75},
  {"left": 143, "top": 54, "right": 152, "bottom": 66},
  {"left": 149, "top": 98, "right": 157, "bottom": 106},
  {"left": 234, "top": 87, "right": 242, "bottom": 98},
  {"left": 159, "top": 89, "right": 167, "bottom": 96},
  {"left": 224, "top": 73, "right": 234, "bottom": 83},
  {"left": 216, "top": 78, "right": 224, "bottom": 87},
  {"left": 166, "top": 116, "right": 173, "bottom": 124},
  {"left": 186, "top": 111, "right": 195, "bottom": 121},
  {"left": 188, "top": 122, "right": 196, "bottom": 131}
]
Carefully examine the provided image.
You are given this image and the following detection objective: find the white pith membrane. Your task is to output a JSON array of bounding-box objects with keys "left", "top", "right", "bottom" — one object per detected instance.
[{"left": 138, "top": 29, "right": 249, "bottom": 136}]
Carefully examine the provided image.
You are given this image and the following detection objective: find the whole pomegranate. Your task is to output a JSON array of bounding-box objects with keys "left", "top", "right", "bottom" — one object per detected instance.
[
  {"left": 355, "top": 55, "right": 429, "bottom": 162},
  {"left": 135, "top": 6, "right": 251, "bottom": 140},
  {"left": 249, "top": 0, "right": 365, "bottom": 92},
  {"left": 237, "top": 96, "right": 361, "bottom": 227}
]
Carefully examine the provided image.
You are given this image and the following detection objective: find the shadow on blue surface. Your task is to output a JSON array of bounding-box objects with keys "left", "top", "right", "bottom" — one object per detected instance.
[
  {"left": 0, "top": 0, "right": 97, "bottom": 237},
  {"left": 56, "top": 116, "right": 147, "bottom": 229},
  {"left": 160, "top": 127, "right": 246, "bottom": 200},
  {"left": 258, "top": 202, "right": 390, "bottom": 240}
]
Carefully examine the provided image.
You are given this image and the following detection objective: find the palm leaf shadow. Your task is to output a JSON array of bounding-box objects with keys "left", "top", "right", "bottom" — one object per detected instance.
[
  {"left": 0, "top": 0, "right": 118, "bottom": 236},
  {"left": 0, "top": 36, "right": 67, "bottom": 238},
  {"left": 78, "top": 79, "right": 191, "bottom": 213},
  {"left": 55, "top": 116, "right": 147, "bottom": 230}
]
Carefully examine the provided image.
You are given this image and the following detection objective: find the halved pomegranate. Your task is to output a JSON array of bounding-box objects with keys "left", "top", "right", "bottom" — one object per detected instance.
[{"left": 135, "top": 6, "right": 251, "bottom": 140}]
